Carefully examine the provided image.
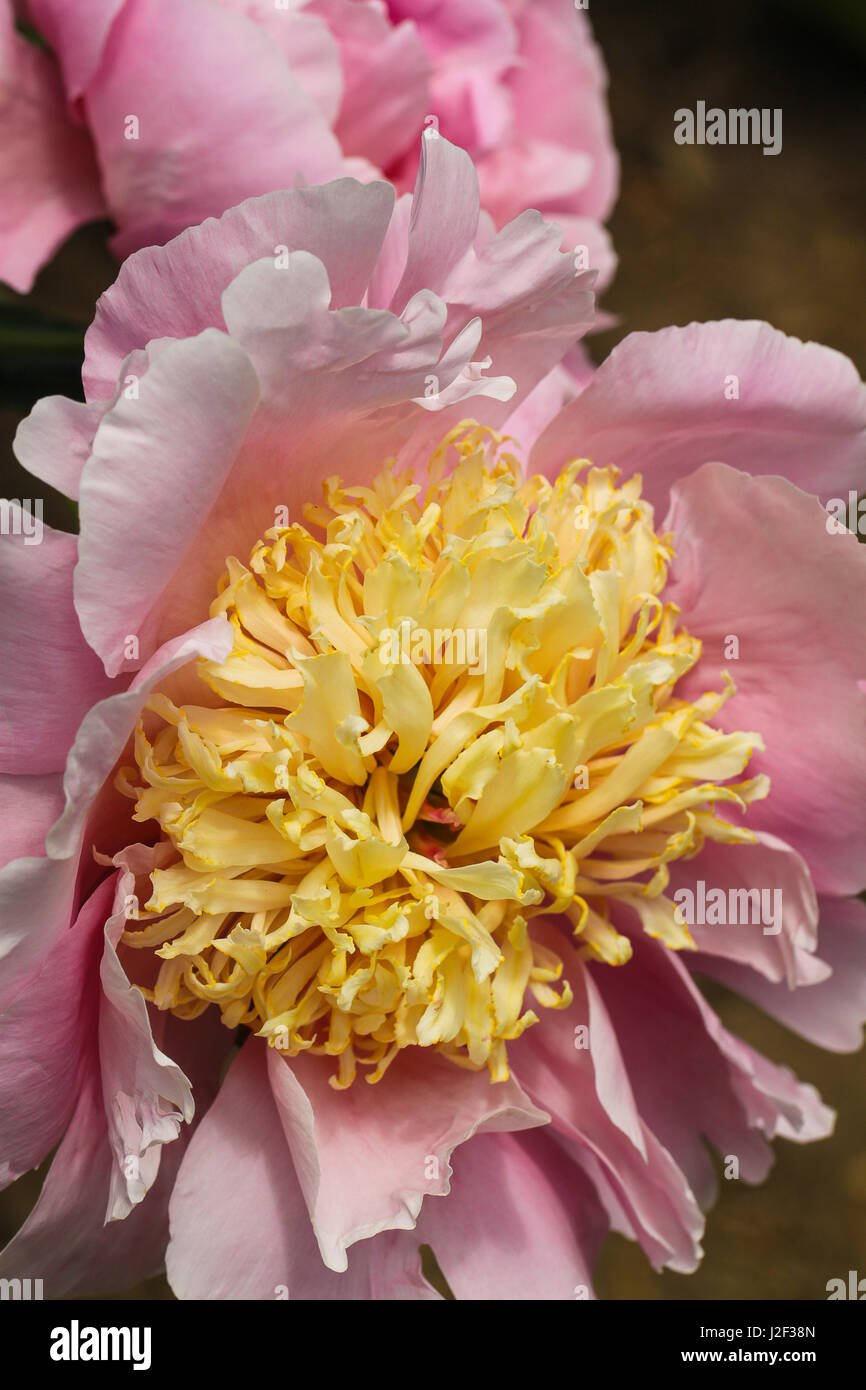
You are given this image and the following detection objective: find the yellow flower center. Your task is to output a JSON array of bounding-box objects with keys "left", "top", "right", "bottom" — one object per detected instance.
[{"left": 121, "top": 425, "right": 767, "bottom": 1088}]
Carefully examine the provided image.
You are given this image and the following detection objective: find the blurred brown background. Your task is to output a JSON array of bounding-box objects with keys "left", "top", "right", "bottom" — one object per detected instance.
[{"left": 1, "top": 0, "right": 865, "bottom": 1300}]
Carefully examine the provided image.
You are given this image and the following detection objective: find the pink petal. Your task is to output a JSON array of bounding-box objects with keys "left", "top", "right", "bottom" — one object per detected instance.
[
  {"left": 75, "top": 332, "right": 260, "bottom": 675},
  {"left": 698, "top": 895, "right": 866, "bottom": 1054},
  {"left": 0, "top": 773, "right": 64, "bottom": 872},
  {"left": 531, "top": 321, "right": 866, "bottom": 518},
  {"left": 0, "top": 4, "right": 105, "bottom": 291},
  {"left": 595, "top": 915, "right": 833, "bottom": 1207},
  {"left": 13, "top": 394, "right": 107, "bottom": 501},
  {"left": 413, "top": 1128, "right": 608, "bottom": 1300},
  {"left": 83, "top": 0, "right": 344, "bottom": 258},
  {"left": 0, "top": 524, "right": 115, "bottom": 774},
  {"left": 666, "top": 832, "right": 827, "bottom": 989},
  {"left": 313, "top": 0, "right": 431, "bottom": 171},
  {"left": 25, "top": 0, "right": 126, "bottom": 100},
  {"left": 666, "top": 463, "right": 866, "bottom": 896},
  {"left": 167, "top": 1040, "right": 437, "bottom": 1299},
  {"left": 513, "top": 921, "right": 705, "bottom": 1273},
  {"left": 83, "top": 178, "right": 396, "bottom": 399},
  {"left": 267, "top": 1044, "right": 547, "bottom": 1272}
]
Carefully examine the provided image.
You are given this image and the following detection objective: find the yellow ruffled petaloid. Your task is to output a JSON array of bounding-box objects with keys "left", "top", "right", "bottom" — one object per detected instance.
[{"left": 120, "top": 424, "right": 767, "bottom": 1087}]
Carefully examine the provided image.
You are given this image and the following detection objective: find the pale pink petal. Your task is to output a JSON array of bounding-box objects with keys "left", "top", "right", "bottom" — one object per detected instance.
[
  {"left": 24, "top": 0, "right": 126, "bottom": 99},
  {"left": 267, "top": 1044, "right": 546, "bottom": 1272},
  {"left": 0, "top": 618, "right": 231, "bottom": 1001},
  {"left": 595, "top": 915, "right": 834, "bottom": 1207},
  {"left": 218, "top": 0, "right": 345, "bottom": 124},
  {"left": 666, "top": 833, "right": 828, "bottom": 989},
  {"left": 83, "top": 0, "right": 344, "bottom": 258},
  {"left": 0, "top": 525, "right": 115, "bottom": 774},
  {"left": 513, "top": 921, "right": 705, "bottom": 1273},
  {"left": 83, "top": 178, "right": 396, "bottom": 398},
  {"left": 698, "top": 895, "right": 866, "bottom": 1054},
  {"left": 0, "top": 3, "right": 105, "bottom": 291},
  {"left": 75, "top": 332, "right": 260, "bottom": 675},
  {"left": 0, "top": 773, "right": 64, "bottom": 872},
  {"left": 13, "top": 394, "right": 106, "bottom": 501},
  {"left": 666, "top": 464, "right": 866, "bottom": 896},
  {"left": 0, "top": 875, "right": 110, "bottom": 1189},
  {"left": 99, "top": 857, "right": 194, "bottom": 1221},
  {"left": 312, "top": 0, "right": 431, "bottom": 171},
  {"left": 0, "top": 989, "right": 227, "bottom": 1296},
  {"left": 505, "top": 0, "right": 618, "bottom": 220},
  {"left": 167, "top": 1040, "right": 438, "bottom": 1299},
  {"left": 413, "top": 1128, "right": 607, "bottom": 1300},
  {"left": 531, "top": 321, "right": 866, "bottom": 518}
]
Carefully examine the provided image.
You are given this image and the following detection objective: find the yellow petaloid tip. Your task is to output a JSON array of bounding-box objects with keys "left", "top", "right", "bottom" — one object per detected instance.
[{"left": 120, "top": 424, "right": 765, "bottom": 1086}]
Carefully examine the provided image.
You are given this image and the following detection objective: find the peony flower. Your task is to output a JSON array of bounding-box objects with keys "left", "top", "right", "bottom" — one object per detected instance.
[
  {"left": 0, "top": 0, "right": 617, "bottom": 294},
  {"left": 2, "top": 138, "right": 865, "bottom": 1300}
]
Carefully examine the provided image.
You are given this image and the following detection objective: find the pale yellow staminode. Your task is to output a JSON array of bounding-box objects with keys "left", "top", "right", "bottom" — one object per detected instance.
[{"left": 120, "top": 424, "right": 767, "bottom": 1088}]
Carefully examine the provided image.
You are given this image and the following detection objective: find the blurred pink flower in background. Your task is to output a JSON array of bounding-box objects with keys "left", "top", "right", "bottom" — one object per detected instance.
[
  {"left": 0, "top": 0, "right": 617, "bottom": 293},
  {"left": 1, "top": 139, "right": 865, "bottom": 1299}
]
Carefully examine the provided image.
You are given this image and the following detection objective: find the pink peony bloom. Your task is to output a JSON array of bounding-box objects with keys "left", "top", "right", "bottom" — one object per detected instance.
[
  {"left": 2, "top": 139, "right": 865, "bottom": 1301},
  {"left": 0, "top": 0, "right": 617, "bottom": 293}
]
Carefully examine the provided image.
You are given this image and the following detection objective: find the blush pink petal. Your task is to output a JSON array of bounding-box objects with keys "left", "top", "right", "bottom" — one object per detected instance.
[
  {"left": 504, "top": 0, "right": 618, "bottom": 221},
  {"left": 665, "top": 463, "right": 866, "bottom": 897},
  {"left": 0, "top": 525, "right": 115, "bottom": 774},
  {"left": 266, "top": 1044, "right": 547, "bottom": 1273},
  {"left": 666, "top": 833, "right": 828, "bottom": 989},
  {"left": 13, "top": 395, "right": 107, "bottom": 502},
  {"left": 595, "top": 919, "right": 834, "bottom": 1208},
  {"left": 24, "top": 0, "right": 126, "bottom": 99},
  {"left": 0, "top": 2, "right": 105, "bottom": 292},
  {"left": 0, "top": 986, "right": 227, "bottom": 1297},
  {"left": 0, "top": 618, "right": 231, "bottom": 1000},
  {"left": 167, "top": 1040, "right": 438, "bottom": 1299},
  {"left": 84, "top": 0, "right": 344, "bottom": 259},
  {"left": 513, "top": 922, "right": 705, "bottom": 1273},
  {"left": 412, "top": 1128, "right": 608, "bottom": 1300},
  {"left": 83, "top": 179, "right": 397, "bottom": 399},
  {"left": 531, "top": 321, "right": 866, "bottom": 518},
  {"left": 218, "top": 0, "right": 345, "bottom": 125},
  {"left": 312, "top": 0, "right": 431, "bottom": 171},
  {"left": 0, "top": 874, "right": 110, "bottom": 1189},
  {"left": 0, "top": 773, "right": 64, "bottom": 872},
  {"left": 99, "top": 856, "right": 195, "bottom": 1221},
  {"left": 74, "top": 332, "right": 260, "bottom": 676},
  {"left": 698, "top": 895, "right": 866, "bottom": 1055}
]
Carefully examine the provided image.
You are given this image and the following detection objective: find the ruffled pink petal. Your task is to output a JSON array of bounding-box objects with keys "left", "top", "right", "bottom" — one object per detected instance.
[
  {"left": 0, "top": 874, "right": 110, "bottom": 1189},
  {"left": 413, "top": 1128, "right": 608, "bottom": 1300},
  {"left": 218, "top": 0, "right": 345, "bottom": 125},
  {"left": 266, "top": 1044, "right": 547, "bottom": 1272},
  {"left": 24, "top": 0, "right": 126, "bottom": 100},
  {"left": 698, "top": 895, "right": 866, "bottom": 1054},
  {"left": 666, "top": 832, "right": 828, "bottom": 989},
  {"left": 0, "top": 982, "right": 228, "bottom": 1297},
  {"left": 83, "top": 178, "right": 396, "bottom": 399},
  {"left": 666, "top": 463, "right": 866, "bottom": 897},
  {"left": 13, "top": 394, "right": 106, "bottom": 501},
  {"left": 99, "top": 855, "right": 195, "bottom": 1220},
  {"left": 0, "top": 618, "right": 231, "bottom": 1003},
  {"left": 594, "top": 915, "right": 833, "bottom": 1208},
  {"left": 75, "top": 332, "right": 260, "bottom": 675},
  {"left": 83, "top": 0, "right": 344, "bottom": 258},
  {"left": 505, "top": 0, "right": 618, "bottom": 221},
  {"left": 531, "top": 321, "right": 866, "bottom": 518},
  {"left": 0, "top": 3, "right": 105, "bottom": 291},
  {"left": 312, "top": 0, "right": 431, "bottom": 171},
  {"left": 167, "top": 1040, "right": 438, "bottom": 1299},
  {"left": 0, "top": 524, "right": 115, "bottom": 774},
  {"left": 513, "top": 920, "right": 704, "bottom": 1273}
]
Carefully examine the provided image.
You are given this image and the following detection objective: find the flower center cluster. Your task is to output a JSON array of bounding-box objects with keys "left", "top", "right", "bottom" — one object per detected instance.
[{"left": 121, "top": 425, "right": 766, "bottom": 1088}]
